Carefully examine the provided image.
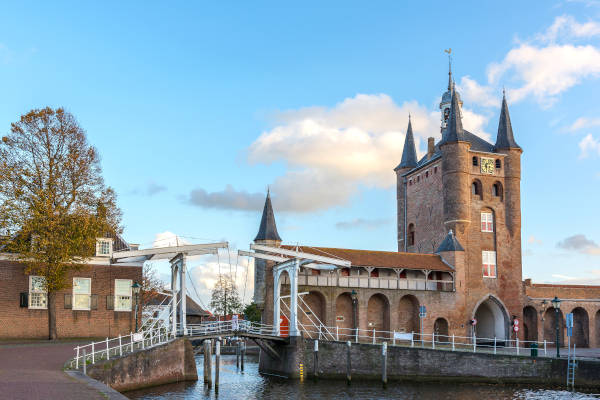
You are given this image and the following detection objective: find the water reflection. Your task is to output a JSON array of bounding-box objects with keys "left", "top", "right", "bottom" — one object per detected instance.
[{"left": 126, "top": 355, "right": 597, "bottom": 400}]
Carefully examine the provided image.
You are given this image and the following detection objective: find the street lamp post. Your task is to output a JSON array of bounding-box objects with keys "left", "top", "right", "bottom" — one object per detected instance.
[
  {"left": 551, "top": 296, "right": 561, "bottom": 358},
  {"left": 132, "top": 282, "right": 141, "bottom": 332},
  {"left": 351, "top": 290, "right": 358, "bottom": 342}
]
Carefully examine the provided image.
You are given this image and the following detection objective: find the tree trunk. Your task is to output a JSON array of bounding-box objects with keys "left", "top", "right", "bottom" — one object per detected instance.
[{"left": 48, "top": 291, "right": 57, "bottom": 340}]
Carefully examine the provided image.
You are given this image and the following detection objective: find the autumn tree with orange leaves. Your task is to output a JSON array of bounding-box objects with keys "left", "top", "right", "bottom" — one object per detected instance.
[{"left": 0, "top": 107, "right": 122, "bottom": 340}]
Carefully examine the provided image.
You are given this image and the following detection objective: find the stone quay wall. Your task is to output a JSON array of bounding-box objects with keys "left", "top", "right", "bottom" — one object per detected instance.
[
  {"left": 297, "top": 339, "right": 600, "bottom": 389},
  {"left": 87, "top": 338, "right": 197, "bottom": 392}
]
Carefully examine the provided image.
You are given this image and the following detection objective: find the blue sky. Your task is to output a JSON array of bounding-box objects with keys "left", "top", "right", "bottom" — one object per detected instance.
[{"left": 1, "top": 1, "right": 599, "bottom": 305}]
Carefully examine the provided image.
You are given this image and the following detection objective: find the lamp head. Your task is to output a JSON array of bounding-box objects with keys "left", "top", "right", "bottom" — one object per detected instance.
[
  {"left": 132, "top": 281, "right": 141, "bottom": 295},
  {"left": 551, "top": 296, "right": 561, "bottom": 310}
]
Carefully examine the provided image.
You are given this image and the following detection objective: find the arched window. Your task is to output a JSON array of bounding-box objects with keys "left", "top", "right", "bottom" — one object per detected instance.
[
  {"left": 495, "top": 159, "right": 501, "bottom": 169},
  {"left": 481, "top": 209, "right": 494, "bottom": 232},
  {"left": 408, "top": 223, "right": 415, "bottom": 246},
  {"left": 471, "top": 180, "right": 482, "bottom": 200},
  {"left": 492, "top": 182, "right": 503, "bottom": 201},
  {"left": 472, "top": 156, "right": 478, "bottom": 166}
]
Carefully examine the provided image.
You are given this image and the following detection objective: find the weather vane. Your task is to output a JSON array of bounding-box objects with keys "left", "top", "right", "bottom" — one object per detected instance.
[{"left": 444, "top": 48, "right": 452, "bottom": 65}]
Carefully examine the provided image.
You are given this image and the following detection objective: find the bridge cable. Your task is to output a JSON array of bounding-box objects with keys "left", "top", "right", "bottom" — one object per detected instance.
[{"left": 186, "top": 267, "right": 210, "bottom": 312}]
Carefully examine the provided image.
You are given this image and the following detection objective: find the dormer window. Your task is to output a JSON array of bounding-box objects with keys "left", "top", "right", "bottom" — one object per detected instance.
[{"left": 96, "top": 238, "right": 113, "bottom": 257}]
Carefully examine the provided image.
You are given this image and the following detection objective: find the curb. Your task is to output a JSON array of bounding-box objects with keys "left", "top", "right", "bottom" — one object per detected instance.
[{"left": 66, "top": 371, "right": 129, "bottom": 400}]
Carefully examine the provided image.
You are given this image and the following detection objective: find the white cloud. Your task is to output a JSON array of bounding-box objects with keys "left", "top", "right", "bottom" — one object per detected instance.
[
  {"left": 458, "top": 76, "right": 499, "bottom": 108},
  {"left": 528, "top": 235, "right": 543, "bottom": 245},
  {"left": 152, "top": 231, "right": 191, "bottom": 248},
  {"left": 335, "top": 218, "right": 390, "bottom": 231},
  {"left": 488, "top": 43, "right": 600, "bottom": 106},
  {"left": 566, "top": 117, "right": 600, "bottom": 132},
  {"left": 538, "top": 15, "right": 600, "bottom": 43},
  {"left": 244, "top": 94, "right": 489, "bottom": 212},
  {"left": 579, "top": 133, "right": 600, "bottom": 158},
  {"left": 550, "top": 270, "right": 600, "bottom": 285},
  {"left": 557, "top": 234, "right": 600, "bottom": 255}
]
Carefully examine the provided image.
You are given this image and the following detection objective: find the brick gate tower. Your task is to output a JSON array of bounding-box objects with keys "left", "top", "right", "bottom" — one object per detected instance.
[{"left": 395, "top": 66, "right": 524, "bottom": 338}]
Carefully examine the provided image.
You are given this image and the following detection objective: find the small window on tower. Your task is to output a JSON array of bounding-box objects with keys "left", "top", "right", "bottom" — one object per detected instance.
[
  {"left": 471, "top": 180, "right": 482, "bottom": 199},
  {"left": 492, "top": 182, "right": 503, "bottom": 200},
  {"left": 482, "top": 251, "right": 497, "bottom": 278},
  {"left": 408, "top": 224, "right": 415, "bottom": 246},
  {"left": 481, "top": 212, "right": 494, "bottom": 232},
  {"left": 417, "top": 176, "right": 420, "bottom": 182},
  {"left": 495, "top": 159, "right": 501, "bottom": 169},
  {"left": 472, "top": 157, "right": 478, "bottom": 166},
  {"left": 434, "top": 166, "right": 438, "bottom": 173},
  {"left": 425, "top": 171, "right": 429, "bottom": 178}
]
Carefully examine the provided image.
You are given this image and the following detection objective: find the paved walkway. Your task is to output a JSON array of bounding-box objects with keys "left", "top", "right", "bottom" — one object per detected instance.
[{"left": 0, "top": 341, "right": 121, "bottom": 400}]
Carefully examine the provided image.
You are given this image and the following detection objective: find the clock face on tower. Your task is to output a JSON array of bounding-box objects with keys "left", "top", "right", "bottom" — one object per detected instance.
[{"left": 481, "top": 158, "right": 495, "bottom": 174}]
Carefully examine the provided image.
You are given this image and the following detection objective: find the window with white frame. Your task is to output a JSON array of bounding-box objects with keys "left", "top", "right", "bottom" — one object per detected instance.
[
  {"left": 29, "top": 276, "right": 47, "bottom": 309},
  {"left": 114, "top": 279, "right": 132, "bottom": 311},
  {"left": 72, "top": 277, "right": 91, "bottom": 310},
  {"left": 482, "top": 251, "right": 497, "bottom": 278},
  {"left": 481, "top": 212, "right": 494, "bottom": 232},
  {"left": 96, "top": 238, "right": 112, "bottom": 256}
]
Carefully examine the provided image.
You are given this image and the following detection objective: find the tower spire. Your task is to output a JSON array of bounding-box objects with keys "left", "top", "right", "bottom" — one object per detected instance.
[
  {"left": 440, "top": 83, "right": 466, "bottom": 144},
  {"left": 395, "top": 116, "right": 418, "bottom": 170},
  {"left": 254, "top": 190, "right": 282, "bottom": 241},
  {"left": 495, "top": 91, "right": 520, "bottom": 150}
]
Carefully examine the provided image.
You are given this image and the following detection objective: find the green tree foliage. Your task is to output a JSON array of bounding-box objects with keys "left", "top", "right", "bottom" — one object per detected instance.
[
  {"left": 0, "top": 107, "right": 122, "bottom": 339},
  {"left": 243, "top": 302, "right": 261, "bottom": 323},
  {"left": 208, "top": 274, "right": 242, "bottom": 316}
]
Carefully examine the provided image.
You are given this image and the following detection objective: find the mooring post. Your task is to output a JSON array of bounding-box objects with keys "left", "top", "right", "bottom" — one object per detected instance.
[
  {"left": 473, "top": 335, "right": 476, "bottom": 353},
  {"left": 106, "top": 337, "right": 110, "bottom": 360},
  {"left": 119, "top": 335, "right": 122, "bottom": 357},
  {"left": 336, "top": 326, "right": 339, "bottom": 341},
  {"left": 241, "top": 341, "right": 245, "bottom": 372},
  {"left": 516, "top": 337, "right": 519, "bottom": 355},
  {"left": 204, "top": 340, "right": 212, "bottom": 387},
  {"left": 432, "top": 332, "right": 435, "bottom": 349},
  {"left": 494, "top": 337, "right": 497, "bottom": 354},
  {"left": 313, "top": 340, "right": 319, "bottom": 381},
  {"left": 372, "top": 328, "right": 376, "bottom": 344},
  {"left": 411, "top": 331, "right": 414, "bottom": 348},
  {"left": 393, "top": 330, "right": 396, "bottom": 346},
  {"left": 382, "top": 341, "right": 387, "bottom": 388},
  {"left": 452, "top": 334, "right": 455, "bottom": 351},
  {"left": 236, "top": 341, "right": 240, "bottom": 369},
  {"left": 544, "top": 340, "right": 547, "bottom": 356},
  {"left": 215, "top": 340, "right": 220, "bottom": 390},
  {"left": 82, "top": 348, "right": 86, "bottom": 375},
  {"left": 91, "top": 342, "right": 95, "bottom": 364},
  {"left": 130, "top": 332, "right": 133, "bottom": 352},
  {"left": 346, "top": 341, "right": 352, "bottom": 385}
]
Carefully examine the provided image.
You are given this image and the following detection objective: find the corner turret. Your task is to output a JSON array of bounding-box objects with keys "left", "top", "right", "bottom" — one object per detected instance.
[{"left": 495, "top": 91, "right": 521, "bottom": 150}]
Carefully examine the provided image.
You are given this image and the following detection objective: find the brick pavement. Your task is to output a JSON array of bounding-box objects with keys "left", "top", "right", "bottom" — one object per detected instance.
[{"left": 0, "top": 341, "right": 118, "bottom": 400}]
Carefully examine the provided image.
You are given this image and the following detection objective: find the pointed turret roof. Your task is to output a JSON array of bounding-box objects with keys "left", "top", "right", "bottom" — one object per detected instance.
[
  {"left": 435, "top": 230, "right": 465, "bottom": 253},
  {"left": 395, "top": 116, "right": 418, "bottom": 170},
  {"left": 439, "top": 84, "right": 466, "bottom": 145},
  {"left": 495, "top": 91, "right": 520, "bottom": 150},
  {"left": 254, "top": 190, "right": 282, "bottom": 242}
]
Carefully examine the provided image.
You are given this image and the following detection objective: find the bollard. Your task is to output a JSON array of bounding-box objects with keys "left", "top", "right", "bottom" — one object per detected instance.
[
  {"left": 241, "top": 341, "right": 245, "bottom": 372},
  {"left": 346, "top": 341, "right": 352, "bottom": 385},
  {"left": 204, "top": 340, "right": 212, "bottom": 387},
  {"left": 313, "top": 340, "right": 319, "bottom": 381},
  {"left": 299, "top": 363, "right": 304, "bottom": 382},
  {"left": 236, "top": 341, "right": 240, "bottom": 369},
  {"left": 382, "top": 342, "right": 388, "bottom": 388},
  {"left": 215, "top": 340, "right": 220, "bottom": 389},
  {"left": 82, "top": 348, "right": 87, "bottom": 375},
  {"left": 106, "top": 337, "right": 110, "bottom": 360}
]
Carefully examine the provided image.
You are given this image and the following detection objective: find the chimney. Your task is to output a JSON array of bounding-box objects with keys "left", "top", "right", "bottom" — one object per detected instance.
[{"left": 427, "top": 137, "right": 435, "bottom": 159}]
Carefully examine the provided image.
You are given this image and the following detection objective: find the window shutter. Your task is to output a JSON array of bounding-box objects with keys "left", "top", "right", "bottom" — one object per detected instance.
[
  {"left": 91, "top": 295, "right": 98, "bottom": 310},
  {"left": 106, "top": 295, "right": 114, "bottom": 310},
  {"left": 64, "top": 294, "right": 72, "bottom": 309},
  {"left": 20, "top": 293, "right": 28, "bottom": 308}
]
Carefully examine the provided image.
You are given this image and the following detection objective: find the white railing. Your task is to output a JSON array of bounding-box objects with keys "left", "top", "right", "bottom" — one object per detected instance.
[
  {"left": 185, "top": 320, "right": 276, "bottom": 337},
  {"left": 69, "top": 325, "right": 176, "bottom": 370},
  {"left": 285, "top": 275, "right": 454, "bottom": 292},
  {"left": 298, "top": 324, "right": 554, "bottom": 357}
]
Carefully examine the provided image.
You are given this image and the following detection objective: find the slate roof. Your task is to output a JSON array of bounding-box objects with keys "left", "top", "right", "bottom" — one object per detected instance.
[
  {"left": 395, "top": 117, "right": 418, "bottom": 170},
  {"left": 495, "top": 93, "right": 521, "bottom": 150},
  {"left": 435, "top": 230, "right": 465, "bottom": 253},
  {"left": 254, "top": 191, "right": 282, "bottom": 242},
  {"left": 280, "top": 245, "right": 453, "bottom": 272}
]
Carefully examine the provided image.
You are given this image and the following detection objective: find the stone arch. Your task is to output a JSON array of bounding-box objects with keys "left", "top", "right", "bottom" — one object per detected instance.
[
  {"left": 299, "top": 290, "right": 326, "bottom": 335},
  {"left": 367, "top": 293, "right": 390, "bottom": 340},
  {"left": 472, "top": 295, "right": 510, "bottom": 341},
  {"left": 434, "top": 318, "right": 449, "bottom": 342},
  {"left": 492, "top": 181, "right": 503, "bottom": 201},
  {"left": 543, "top": 308, "right": 564, "bottom": 347},
  {"left": 572, "top": 307, "right": 589, "bottom": 348},
  {"left": 335, "top": 292, "right": 355, "bottom": 341},
  {"left": 472, "top": 179, "right": 483, "bottom": 200},
  {"left": 397, "top": 294, "right": 419, "bottom": 334},
  {"left": 523, "top": 306, "right": 538, "bottom": 343}
]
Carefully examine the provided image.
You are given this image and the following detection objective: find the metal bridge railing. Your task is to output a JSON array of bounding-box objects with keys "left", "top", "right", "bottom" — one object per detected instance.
[
  {"left": 68, "top": 325, "right": 176, "bottom": 370},
  {"left": 185, "top": 320, "right": 276, "bottom": 337},
  {"left": 298, "top": 324, "right": 554, "bottom": 357}
]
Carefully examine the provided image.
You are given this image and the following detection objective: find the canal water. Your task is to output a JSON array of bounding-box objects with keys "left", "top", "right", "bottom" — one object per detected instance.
[{"left": 126, "top": 355, "right": 598, "bottom": 399}]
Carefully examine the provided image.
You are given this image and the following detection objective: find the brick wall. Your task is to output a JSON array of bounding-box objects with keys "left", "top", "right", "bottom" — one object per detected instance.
[{"left": 0, "top": 259, "right": 142, "bottom": 339}]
